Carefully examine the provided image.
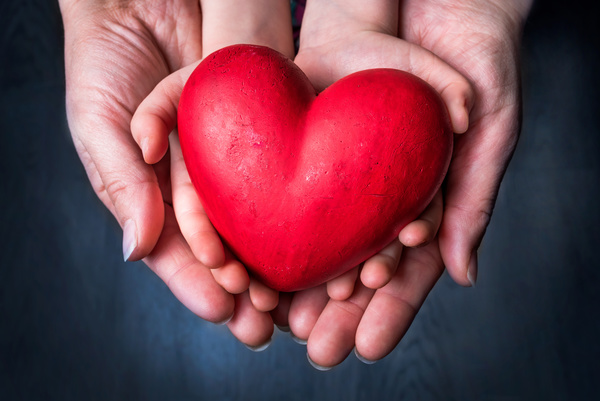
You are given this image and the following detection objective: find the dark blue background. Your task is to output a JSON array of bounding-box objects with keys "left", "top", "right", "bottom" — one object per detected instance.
[{"left": 1, "top": 1, "right": 599, "bottom": 400}]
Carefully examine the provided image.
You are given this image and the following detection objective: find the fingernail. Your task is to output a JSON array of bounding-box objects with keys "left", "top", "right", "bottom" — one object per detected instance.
[
  {"left": 140, "top": 137, "right": 150, "bottom": 161},
  {"left": 122, "top": 219, "right": 137, "bottom": 262},
  {"left": 290, "top": 332, "right": 307, "bottom": 345},
  {"left": 276, "top": 324, "right": 290, "bottom": 332},
  {"left": 245, "top": 338, "right": 272, "bottom": 352},
  {"left": 306, "top": 353, "right": 332, "bottom": 371},
  {"left": 354, "top": 348, "right": 377, "bottom": 365},
  {"left": 467, "top": 249, "right": 478, "bottom": 287},
  {"left": 215, "top": 314, "right": 234, "bottom": 325}
]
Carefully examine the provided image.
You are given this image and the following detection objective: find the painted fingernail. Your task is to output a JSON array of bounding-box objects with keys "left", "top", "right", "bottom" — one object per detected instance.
[
  {"left": 467, "top": 249, "right": 478, "bottom": 287},
  {"left": 122, "top": 219, "right": 137, "bottom": 262},
  {"left": 307, "top": 353, "right": 332, "bottom": 371},
  {"left": 290, "top": 332, "right": 307, "bottom": 345},
  {"left": 354, "top": 348, "right": 377, "bottom": 365},
  {"left": 245, "top": 338, "right": 272, "bottom": 352}
]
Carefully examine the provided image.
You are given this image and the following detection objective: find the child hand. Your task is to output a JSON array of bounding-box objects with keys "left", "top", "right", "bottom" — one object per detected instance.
[{"left": 131, "top": 0, "right": 296, "bottom": 348}]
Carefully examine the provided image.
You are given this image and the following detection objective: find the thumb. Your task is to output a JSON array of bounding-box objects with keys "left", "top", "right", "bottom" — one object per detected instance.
[
  {"left": 439, "top": 108, "right": 520, "bottom": 286},
  {"left": 369, "top": 34, "right": 475, "bottom": 134},
  {"left": 130, "top": 61, "right": 200, "bottom": 165},
  {"left": 67, "top": 108, "right": 165, "bottom": 262}
]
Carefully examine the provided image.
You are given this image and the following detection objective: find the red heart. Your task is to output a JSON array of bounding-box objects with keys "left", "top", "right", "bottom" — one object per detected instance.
[{"left": 178, "top": 45, "right": 452, "bottom": 292}]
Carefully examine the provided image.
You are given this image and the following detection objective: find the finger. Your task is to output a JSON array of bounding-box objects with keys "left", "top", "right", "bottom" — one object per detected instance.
[
  {"left": 399, "top": 189, "right": 444, "bottom": 248},
  {"left": 306, "top": 283, "right": 375, "bottom": 369},
  {"left": 371, "top": 35, "right": 475, "bottom": 134},
  {"left": 296, "top": 33, "right": 473, "bottom": 133},
  {"left": 355, "top": 239, "right": 444, "bottom": 362},
  {"left": 169, "top": 134, "right": 227, "bottom": 269},
  {"left": 227, "top": 291, "right": 274, "bottom": 350},
  {"left": 61, "top": 6, "right": 171, "bottom": 263},
  {"left": 376, "top": 35, "right": 475, "bottom": 134},
  {"left": 271, "top": 292, "right": 293, "bottom": 331},
  {"left": 131, "top": 62, "right": 199, "bottom": 164},
  {"left": 200, "top": 0, "right": 294, "bottom": 58},
  {"left": 143, "top": 206, "right": 235, "bottom": 323},
  {"left": 326, "top": 265, "right": 360, "bottom": 301},
  {"left": 69, "top": 123, "right": 165, "bottom": 263},
  {"left": 209, "top": 252, "right": 249, "bottom": 294},
  {"left": 360, "top": 238, "right": 403, "bottom": 289},
  {"left": 440, "top": 109, "right": 519, "bottom": 286},
  {"left": 249, "top": 278, "right": 280, "bottom": 312},
  {"left": 288, "top": 285, "right": 329, "bottom": 342}
]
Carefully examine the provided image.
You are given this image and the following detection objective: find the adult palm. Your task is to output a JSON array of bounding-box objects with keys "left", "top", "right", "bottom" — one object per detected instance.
[{"left": 60, "top": 0, "right": 236, "bottom": 324}]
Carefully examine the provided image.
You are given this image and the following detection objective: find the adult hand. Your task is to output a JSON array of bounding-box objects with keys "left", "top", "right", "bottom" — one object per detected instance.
[
  {"left": 60, "top": 0, "right": 292, "bottom": 347},
  {"left": 284, "top": 0, "right": 532, "bottom": 368},
  {"left": 400, "top": 0, "right": 533, "bottom": 285},
  {"left": 284, "top": 0, "right": 475, "bottom": 367}
]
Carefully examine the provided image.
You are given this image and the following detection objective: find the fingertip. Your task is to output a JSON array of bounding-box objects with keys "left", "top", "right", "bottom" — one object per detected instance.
[
  {"left": 354, "top": 348, "right": 378, "bottom": 365},
  {"left": 399, "top": 190, "right": 443, "bottom": 248},
  {"left": 398, "top": 220, "right": 431, "bottom": 248},
  {"left": 467, "top": 249, "right": 478, "bottom": 287},
  {"left": 439, "top": 244, "right": 473, "bottom": 288},
  {"left": 143, "top": 131, "right": 170, "bottom": 165},
  {"left": 439, "top": 79, "right": 474, "bottom": 135},
  {"left": 119, "top": 186, "right": 165, "bottom": 262},
  {"left": 307, "top": 353, "right": 334, "bottom": 371},
  {"left": 245, "top": 338, "right": 272, "bottom": 353},
  {"left": 226, "top": 292, "right": 275, "bottom": 347},
  {"left": 360, "top": 263, "right": 392, "bottom": 290},
  {"left": 198, "top": 238, "right": 226, "bottom": 269},
  {"left": 249, "top": 278, "right": 279, "bottom": 312},
  {"left": 122, "top": 218, "right": 138, "bottom": 262},
  {"left": 450, "top": 94, "right": 471, "bottom": 134},
  {"left": 326, "top": 267, "right": 359, "bottom": 301},
  {"left": 131, "top": 115, "right": 170, "bottom": 165},
  {"left": 288, "top": 285, "right": 329, "bottom": 340},
  {"left": 327, "top": 282, "right": 355, "bottom": 301},
  {"left": 211, "top": 259, "right": 250, "bottom": 294},
  {"left": 439, "top": 202, "right": 487, "bottom": 287},
  {"left": 360, "top": 241, "right": 403, "bottom": 289}
]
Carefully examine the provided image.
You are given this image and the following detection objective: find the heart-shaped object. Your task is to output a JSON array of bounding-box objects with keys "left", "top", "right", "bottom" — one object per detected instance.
[{"left": 178, "top": 45, "right": 452, "bottom": 292}]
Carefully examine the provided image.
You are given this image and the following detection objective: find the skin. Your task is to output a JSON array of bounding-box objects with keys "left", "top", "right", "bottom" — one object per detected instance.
[
  {"left": 62, "top": 0, "right": 532, "bottom": 364},
  {"left": 132, "top": 0, "right": 452, "bottom": 348},
  {"left": 281, "top": 0, "right": 533, "bottom": 368},
  {"left": 60, "top": 0, "right": 292, "bottom": 347}
]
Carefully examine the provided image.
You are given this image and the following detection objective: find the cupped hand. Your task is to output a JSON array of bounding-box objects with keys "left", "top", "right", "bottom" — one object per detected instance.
[
  {"left": 292, "top": 0, "right": 473, "bottom": 300},
  {"left": 59, "top": 0, "right": 292, "bottom": 347},
  {"left": 130, "top": 0, "right": 296, "bottom": 347},
  {"left": 60, "top": 0, "right": 239, "bottom": 324},
  {"left": 283, "top": 0, "right": 475, "bottom": 367},
  {"left": 400, "top": 0, "right": 533, "bottom": 285}
]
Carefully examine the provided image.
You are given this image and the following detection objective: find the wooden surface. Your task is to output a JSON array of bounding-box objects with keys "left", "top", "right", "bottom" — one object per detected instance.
[{"left": 1, "top": 1, "right": 599, "bottom": 400}]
